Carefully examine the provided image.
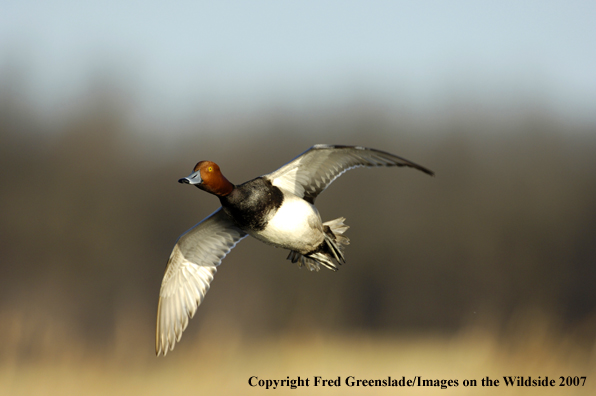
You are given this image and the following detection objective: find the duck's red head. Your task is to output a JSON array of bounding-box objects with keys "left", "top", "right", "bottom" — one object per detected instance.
[{"left": 178, "top": 160, "right": 234, "bottom": 196}]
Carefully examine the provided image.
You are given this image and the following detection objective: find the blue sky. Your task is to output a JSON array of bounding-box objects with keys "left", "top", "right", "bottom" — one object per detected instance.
[{"left": 1, "top": 0, "right": 595, "bottom": 125}]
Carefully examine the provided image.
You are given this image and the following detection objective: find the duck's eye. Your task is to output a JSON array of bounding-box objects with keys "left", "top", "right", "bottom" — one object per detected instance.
[{"left": 208, "top": 166, "right": 213, "bottom": 172}]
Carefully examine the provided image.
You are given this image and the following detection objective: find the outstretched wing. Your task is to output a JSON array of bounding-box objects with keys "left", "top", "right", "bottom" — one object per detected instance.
[
  {"left": 264, "top": 144, "right": 433, "bottom": 203},
  {"left": 156, "top": 207, "right": 247, "bottom": 356}
]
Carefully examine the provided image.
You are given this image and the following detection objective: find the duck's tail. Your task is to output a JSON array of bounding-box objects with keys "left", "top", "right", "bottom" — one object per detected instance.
[{"left": 286, "top": 217, "right": 350, "bottom": 272}]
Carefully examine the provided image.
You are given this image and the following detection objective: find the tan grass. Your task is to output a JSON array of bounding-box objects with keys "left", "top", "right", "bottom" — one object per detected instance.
[{"left": 1, "top": 321, "right": 594, "bottom": 396}]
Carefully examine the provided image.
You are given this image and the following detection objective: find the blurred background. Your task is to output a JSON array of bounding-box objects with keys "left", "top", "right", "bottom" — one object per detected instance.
[{"left": 1, "top": 1, "right": 595, "bottom": 394}]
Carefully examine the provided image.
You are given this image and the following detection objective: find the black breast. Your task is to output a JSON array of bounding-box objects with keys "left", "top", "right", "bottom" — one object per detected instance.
[{"left": 219, "top": 177, "right": 284, "bottom": 231}]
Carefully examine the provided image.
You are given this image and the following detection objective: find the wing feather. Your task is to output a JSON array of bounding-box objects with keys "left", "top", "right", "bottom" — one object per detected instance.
[
  {"left": 156, "top": 207, "right": 247, "bottom": 356},
  {"left": 265, "top": 144, "right": 433, "bottom": 202}
]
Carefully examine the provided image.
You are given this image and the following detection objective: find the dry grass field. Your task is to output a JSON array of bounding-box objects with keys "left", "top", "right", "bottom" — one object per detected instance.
[{"left": 1, "top": 311, "right": 594, "bottom": 395}]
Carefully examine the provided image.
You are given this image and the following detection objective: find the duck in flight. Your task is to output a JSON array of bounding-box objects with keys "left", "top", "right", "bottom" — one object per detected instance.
[{"left": 156, "top": 144, "right": 433, "bottom": 355}]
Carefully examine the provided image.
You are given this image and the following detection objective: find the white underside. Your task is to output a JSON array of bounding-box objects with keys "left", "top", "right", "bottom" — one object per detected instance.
[{"left": 248, "top": 191, "right": 324, "bottom": 253}]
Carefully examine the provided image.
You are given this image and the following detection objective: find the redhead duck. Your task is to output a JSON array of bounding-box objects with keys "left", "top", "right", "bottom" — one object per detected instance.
[{"left": 156, "top": 144, "right": 433, "bottom": 355}]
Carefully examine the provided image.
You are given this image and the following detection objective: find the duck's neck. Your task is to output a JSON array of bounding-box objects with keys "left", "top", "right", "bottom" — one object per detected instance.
[{"left": 200, "top": 175, "right": 235, "bottom": 197}]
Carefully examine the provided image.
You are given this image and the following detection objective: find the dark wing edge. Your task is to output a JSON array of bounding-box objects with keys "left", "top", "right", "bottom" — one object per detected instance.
[{"left": 264, "top": 144, "right": 433, "bottom": 202}]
